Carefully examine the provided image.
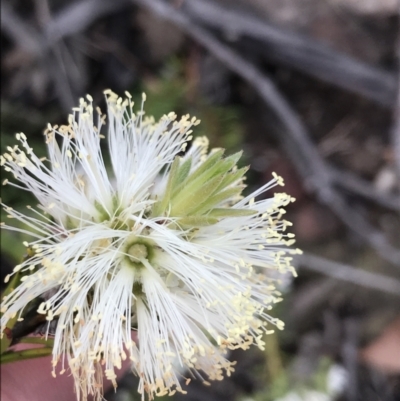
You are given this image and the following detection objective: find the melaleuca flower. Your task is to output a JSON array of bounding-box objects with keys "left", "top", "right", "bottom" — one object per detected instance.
[{"left": 1, "top": 90, "right": 300, "bottom": 400}]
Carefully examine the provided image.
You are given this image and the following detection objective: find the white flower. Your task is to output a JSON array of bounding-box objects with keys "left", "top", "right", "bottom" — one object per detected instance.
[{"left": 1, "top": 90, "right": 300, "bottom": 400}]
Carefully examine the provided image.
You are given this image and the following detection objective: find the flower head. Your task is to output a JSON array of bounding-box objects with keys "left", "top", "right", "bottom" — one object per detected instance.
[{"left": 1, "top": 91, "right": 299, "bottom": 400}]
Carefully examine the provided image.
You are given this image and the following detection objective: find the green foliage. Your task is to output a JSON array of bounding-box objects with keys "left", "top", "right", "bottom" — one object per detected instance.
[{"left": 152, "top": 149, "right": 254, "bottom": 228}]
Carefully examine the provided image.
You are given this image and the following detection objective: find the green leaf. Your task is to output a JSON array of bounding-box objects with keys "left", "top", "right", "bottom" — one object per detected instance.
[
  {"left": 1, "top": 347, "right": 53, "bottom": 364},
  {"left": 172, "top": 149, "right": 224, "bottom": 197},
  {"left": 191, "top": 187, "right": 243, "bottom": 215},
  {"left": 185, "top": 149, "right": 225, "bottom": 182},
  {"left": 151, "top": 157, "right": 180, "bottom": 217},
  {"left": 171, "top": 174, "right": 225, "bottom": 216},
  {"left": 178, "top": 216, "right": 219, "bottom": 227},
  {"left": 221, "top": 151, "right": 242, "bottom": 171},
  {"left": 214, "top": 166, "right": 248, "bottom": 194},
  {"left": 174, "top": 158, "right": 192, "bottom": 186},
  {"left": 208, "top": 208, "right": 257, "bottom": 218}
]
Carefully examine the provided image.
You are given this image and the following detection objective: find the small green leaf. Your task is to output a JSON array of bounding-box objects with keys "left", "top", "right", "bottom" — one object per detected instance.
[
  {"left": 214, "top": 166, "right": 248, "bottom": 193},
  {"left": 171, "top": 174, "right": 225, "bottom": 216},
  {"left": 172, "top": 149, "right": 224, "bottom": 197},
  {"left": 151, "top": 157, "right": 180, "bottom": 217},
  {"left": 221, "top": 151, "right": 242, "bottom": 171},
  {"left": 185, "top": 149, "right": 225, "bottom": 183},
  {"left": 191, "top": 187, "right": 243, "bottom": 215},
  {"left": 208, "top": 208, "right": 257, "bottom": 218},
  {"left": 1, "top": 347, "right": 53, "bottom": 364},
  {"left": 174, "top": 158, "right": 192, "bottom": 185},
  {"left": 178, "top": 216, "right": 219, "bottom": 227}
]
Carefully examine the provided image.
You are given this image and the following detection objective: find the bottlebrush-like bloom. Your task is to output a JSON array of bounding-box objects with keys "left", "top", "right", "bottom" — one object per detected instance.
[{"left": 1, "top": 91, "right": 299, "bottom": 400}]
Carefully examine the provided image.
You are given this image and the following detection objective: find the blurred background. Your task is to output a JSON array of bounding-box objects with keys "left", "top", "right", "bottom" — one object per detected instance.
[{"left": 1, "top": 0, "right": 400, "bottom": 400}]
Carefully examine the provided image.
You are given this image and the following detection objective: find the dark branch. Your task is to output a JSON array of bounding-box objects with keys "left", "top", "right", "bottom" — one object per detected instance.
[
  {"left": 330, "top": 167, "right": 400, "bottom": 212},
  {"left": 183, "top": 0, "right": 397, "bottom": 107},
  {"left": 296, "top": 253, "right": 400, "bottom": 296}
]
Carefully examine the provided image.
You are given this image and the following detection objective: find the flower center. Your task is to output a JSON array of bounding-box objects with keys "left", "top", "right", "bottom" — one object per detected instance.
[
  {"left": 123, "top": 237, "right": 155, "bottom": 270},
  {"left": 127, "top": 243, "right": 148, "bottom": 263}
]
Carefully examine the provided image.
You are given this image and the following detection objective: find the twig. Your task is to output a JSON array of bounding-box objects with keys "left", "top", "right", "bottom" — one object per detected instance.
[
  {"left": 1, "top": 1, "right": 42, "bottom": 55},
  {"left": 44, "top": 0, "right": 129, "bottom": 46},
  {"left": 342, "top": 318, "right": 359, "bottom": 401},
  {"left": 47, "top": 45, "right": 77, "bottom": 111},
  {"left": 35, "top": 0, "right": 77, "bottom": 111},
  {"left": 295, "top": 253, "right": 400, "bottom": 296},
  {"left": 392, "top": 8, "right": 400, "bottom": 180},
  {"left": 2, "top": 1, "right": 75, "bottom": 110},
  {"left": 393, "top": 83, "right": 400, "bottom": 180},
  {"left": 1, "top": 0, "right": 130, "bottom": 57},
  {"left": 329, "top": 167, "right": 400, "bottom": 212},
  {"left": 290, "top": 278, "right": 339, "bottom": 328},
  {"left": 132, "top": 0, "right": 400, "bottom": 266},
  {"left": 182, "top": 0, "right": 397, "bottom": 107}
]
